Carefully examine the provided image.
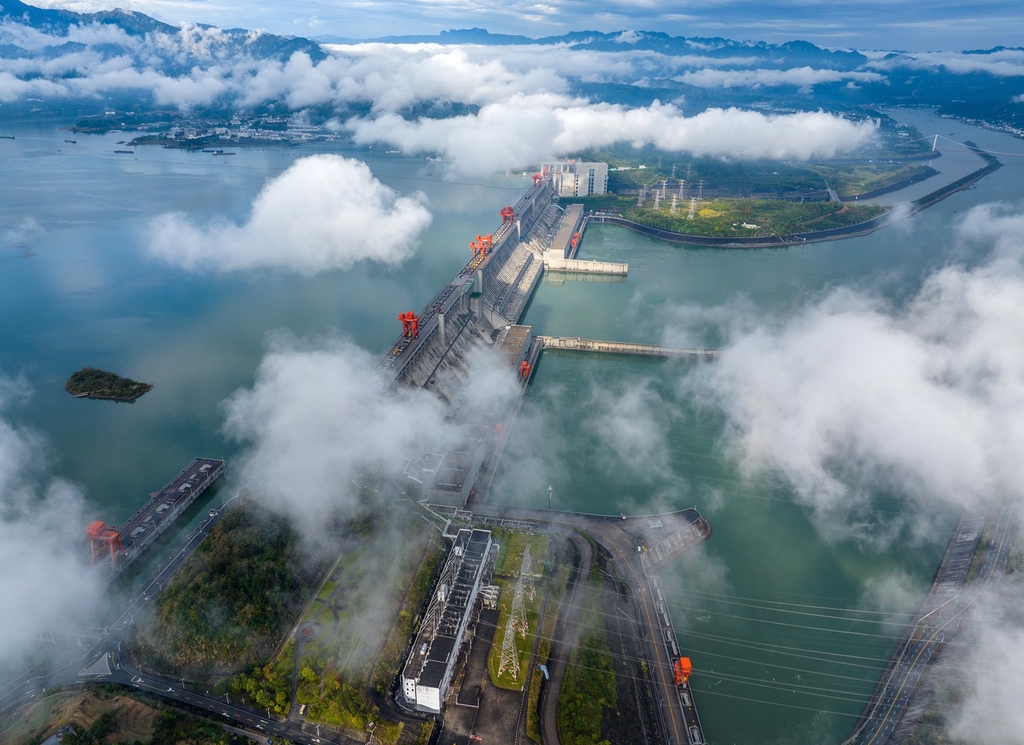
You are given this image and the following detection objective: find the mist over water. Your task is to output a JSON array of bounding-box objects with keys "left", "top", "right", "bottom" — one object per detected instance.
[{"left": 2, "top": 110, "right": 1023, "bottom": 742}]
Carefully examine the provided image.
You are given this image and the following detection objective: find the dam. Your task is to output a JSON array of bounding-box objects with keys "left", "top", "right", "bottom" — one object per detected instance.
[
  {"left": 380, "top": 171, "right": 644, "bottom": 509},
  {"left": 383, "top": 170, "right": 712, "bottom": 745}
]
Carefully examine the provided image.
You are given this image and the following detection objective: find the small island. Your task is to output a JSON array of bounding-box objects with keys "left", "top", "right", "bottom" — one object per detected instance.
[{"left": 65, "top": 367, "right": 152, "bottom": 402}]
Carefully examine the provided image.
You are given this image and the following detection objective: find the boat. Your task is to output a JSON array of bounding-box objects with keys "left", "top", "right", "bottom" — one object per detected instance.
[
  {"left": 65, "top": 139, "right": 77, "bottom": 144},
  {"left": 114, "top": 149, "right": 135, "bottom": 154}
]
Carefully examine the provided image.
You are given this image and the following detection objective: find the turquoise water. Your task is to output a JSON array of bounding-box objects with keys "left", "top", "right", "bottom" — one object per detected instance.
[
  {"left": 3, "top": 112, "right": 1023, "bottom": 742},
  {"left": 498, "top": 112, "right": 1024, "bottom": 743}
]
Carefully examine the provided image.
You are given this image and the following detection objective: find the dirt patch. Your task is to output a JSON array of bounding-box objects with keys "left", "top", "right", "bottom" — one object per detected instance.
[{"left": 1, "top": 689, "right": 161, "bottom": 744}]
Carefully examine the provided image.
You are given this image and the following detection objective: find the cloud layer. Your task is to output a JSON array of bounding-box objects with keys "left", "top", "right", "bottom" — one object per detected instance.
[
  {"left": 0, "top": 375, "right": 104, "bottom": 670},
  {"left": 147, "top": 155, "right": 432, "bottom": 275},
  {"left": 349, "top": 102, "right": 877, "bottom": 174},
  {"left": 676, "top": 203, "right": 1024, "bottom": 543}
]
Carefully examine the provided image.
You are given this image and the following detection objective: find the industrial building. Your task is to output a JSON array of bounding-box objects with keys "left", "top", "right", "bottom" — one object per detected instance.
[
  {"left": 401, "top": 528, "right": 492, "bottom": 713},
  {"left": 541, "top": 160, "right": 609, "bottom": 197}
]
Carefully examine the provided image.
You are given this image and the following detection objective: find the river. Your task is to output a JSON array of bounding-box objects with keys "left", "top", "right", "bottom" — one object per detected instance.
[{"left": 1, "top": 110, "right": 1021, "bottom": 743}]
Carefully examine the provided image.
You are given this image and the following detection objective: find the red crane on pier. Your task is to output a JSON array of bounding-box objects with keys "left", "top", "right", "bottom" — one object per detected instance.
[
  {"left": 398, "top": 311, "right": 420, "bottom": 338},
  {"left": 519, "top": 360, "right": 531, "bottom": 380},
  {"left": 500, "top": 206, "right": 515, "bottom": 224},
  {"left": 86, "top": 521, "right": 123, "bottom": 565},
  {"left": 674, "top": 657, "right": 692, "bottom": 686},
  {"left": 532, "top": 173, "right": 543, "bottom": 186}
]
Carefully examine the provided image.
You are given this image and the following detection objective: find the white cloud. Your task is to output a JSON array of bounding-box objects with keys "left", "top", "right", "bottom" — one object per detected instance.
[
  {"left": 350, "top": 100, "right": 877, "bottom": 174},
  {"left": 678, "top": 201, "right": 1024, "bottom": 544},
  {"left": 947, "top": 583, "right": 1024, "bottom": 744},
  {"left": 222, "top": 334, "right": 449, "bottom": 537},
  {"left": 869, "top": 48, "right": 1024, "bottom": 77},
  {"left": 0, "top": 374, "right": 104, "bottom": 669},
  {"left": 146, "top": 154, "right": 432, "bottom": 275},
  {"left": 221, "top": 335, "right": 522, "bottom": 539},
  {"left": 0, "top": 216, "right": 43, "bottom": 248},
  {"left": 679, "top": 66, "right": 885, "bottom": 88}
]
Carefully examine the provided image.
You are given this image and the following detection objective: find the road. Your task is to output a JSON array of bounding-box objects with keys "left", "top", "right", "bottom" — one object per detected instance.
[
  {"left": 1, "top": 494, "right": 356, "bottom": 744},
  {"left": 847, "top": 505, "right": 1016, "bottom": 745},
  {"left": 537, "top": 531, "right": 593, "bottom": 745},
  {"left": 471, "top": 503, "right": 694, "bottom": 745}
]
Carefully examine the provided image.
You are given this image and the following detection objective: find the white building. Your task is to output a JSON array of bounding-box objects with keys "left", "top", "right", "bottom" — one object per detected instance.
[
  {"left": 541, "top": 160, "right": 609, "bottom": 197},
  {"left": 401, "top": 529, "right": 492, "bottom": 714}
]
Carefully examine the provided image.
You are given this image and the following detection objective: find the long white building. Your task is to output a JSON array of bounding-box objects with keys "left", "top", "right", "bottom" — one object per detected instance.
[{"left": 401, "top": 528, "right": 492, "bottom": 713}]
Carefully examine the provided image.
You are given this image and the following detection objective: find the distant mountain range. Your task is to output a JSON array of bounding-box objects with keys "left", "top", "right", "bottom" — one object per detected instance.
[{"left": 1, "top": 1, "right": 1022, "bottom": 133}]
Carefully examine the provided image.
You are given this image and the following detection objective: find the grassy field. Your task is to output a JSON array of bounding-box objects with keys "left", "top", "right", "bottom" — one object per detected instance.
[{"left": 577, "top": 194, "right": 887, "bottom": 237}]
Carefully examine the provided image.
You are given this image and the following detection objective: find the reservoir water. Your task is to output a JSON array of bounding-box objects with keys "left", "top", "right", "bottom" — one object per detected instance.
[{"left": 2, "top": 110, "right": 1022, "bottom": 743}]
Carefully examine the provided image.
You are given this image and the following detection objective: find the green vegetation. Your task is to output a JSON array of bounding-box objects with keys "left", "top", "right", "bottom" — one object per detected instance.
[
  {"left": 232, "top": 645, "right": 295, "bottom": 716},
  {"left": 133, "top": 503, "right": 323, "bottom": 676},
  {"left": 805, "top": 162, "right": 936, "bottom": 198},
  {"left": 577, "top": 194, "right": 887, "bottom": 237},
  {"left": 557, "top": 631, "right": 618, "bottom": 745},
  {"left": 149, "top": 707, "right": 243, "bottom": 745},
  {"left": 487, "top": 531, "right": 549, "bottom": 690},
  {"left": 65, "top": 367, "right": 152, "bottom": 401},
  {"left": 371, "top": 541, "right": 444, "bottom": 695}
]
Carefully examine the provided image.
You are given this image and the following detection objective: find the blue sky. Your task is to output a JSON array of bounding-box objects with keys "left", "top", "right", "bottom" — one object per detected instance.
[{"left": 29, "top": 0, "right": 1024, "bottom": 51}]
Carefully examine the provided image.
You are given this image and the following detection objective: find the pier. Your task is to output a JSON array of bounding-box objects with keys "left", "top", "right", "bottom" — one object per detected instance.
[
  {"left": 543, "top": 202, "right": 628, "bottom": 275},
  {"left": 538, "top": 335, "right": 720, "bottom": 359},
  {"left": 86, "top": 457, "right": 225, "bottom": 576}
]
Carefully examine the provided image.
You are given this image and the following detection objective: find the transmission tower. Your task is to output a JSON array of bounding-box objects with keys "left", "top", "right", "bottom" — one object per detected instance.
[
  {"left": 679, "top": 180, "right": 685, "bottom": 198},
  {"left": 660, "top": 179, "right": 668, "bottom": 200},
  {"left": 670, "top": 194, "right": 678, "bottom": 214},
  {"left": 637, "top": 187, "right": 647, "bottom": 208},
  {"left": 687, "top": 197, "right": 696, "bottom": 220},
  {"left": 697, "top": 180, "right": 704, "bottom": 201},
  {"left": 653, "top": 192, "right": 661, "bottom": 210},
  {"left": 511, "top": 574, "right": 528, "bottom": 638},
  {"left": 497, "top": 611, "right": 520, "bottom": 678},
  {"left": 522, "top": 547, "right": 535, "bottom": 602}
]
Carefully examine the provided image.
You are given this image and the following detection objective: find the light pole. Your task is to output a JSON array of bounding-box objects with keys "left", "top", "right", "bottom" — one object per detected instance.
[{"left": 547, "top": 485, "right": 552, "bottom": 510}]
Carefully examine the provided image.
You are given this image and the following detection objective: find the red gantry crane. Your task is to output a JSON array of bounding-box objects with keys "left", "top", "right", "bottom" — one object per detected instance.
[
  {"left": 674, "top": 657, "right": 692, "bottom": 686},
  {"left": 398, "top": 311, "right": 420, "bottom": 338},
  {"left": 86, "top": 521, "right": 123, "bottom": 565}
]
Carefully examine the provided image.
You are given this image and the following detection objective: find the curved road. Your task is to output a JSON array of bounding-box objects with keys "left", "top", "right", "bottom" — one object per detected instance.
[{"left": 538, "top": 531, "right": 593, "bottom": 745}]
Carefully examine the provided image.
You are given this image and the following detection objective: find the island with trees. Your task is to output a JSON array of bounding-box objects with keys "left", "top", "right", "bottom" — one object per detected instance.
[{"left": 65, "top": 367, "right": 152, "bottom": 402}]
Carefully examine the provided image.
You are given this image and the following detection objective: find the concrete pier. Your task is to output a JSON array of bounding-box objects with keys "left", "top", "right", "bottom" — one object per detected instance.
[
  {"left": 542, "top": 256, "right": 628, "bottom": 275},
  {"left": 543, "top": 203, "right": 628, "bottom": 275},
  {"left": 538, "top": 336, "right": 720, "bottom": 359}
]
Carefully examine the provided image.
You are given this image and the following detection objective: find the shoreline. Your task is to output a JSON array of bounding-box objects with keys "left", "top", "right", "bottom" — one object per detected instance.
[{"left": 587, "top": 145, "right": 1000, "bottom": 249}]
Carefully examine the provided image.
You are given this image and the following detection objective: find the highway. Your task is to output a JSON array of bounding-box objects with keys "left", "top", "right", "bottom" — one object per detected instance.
[{"left": 845, "top": 505, "right": 1016, "bottom": 745}]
